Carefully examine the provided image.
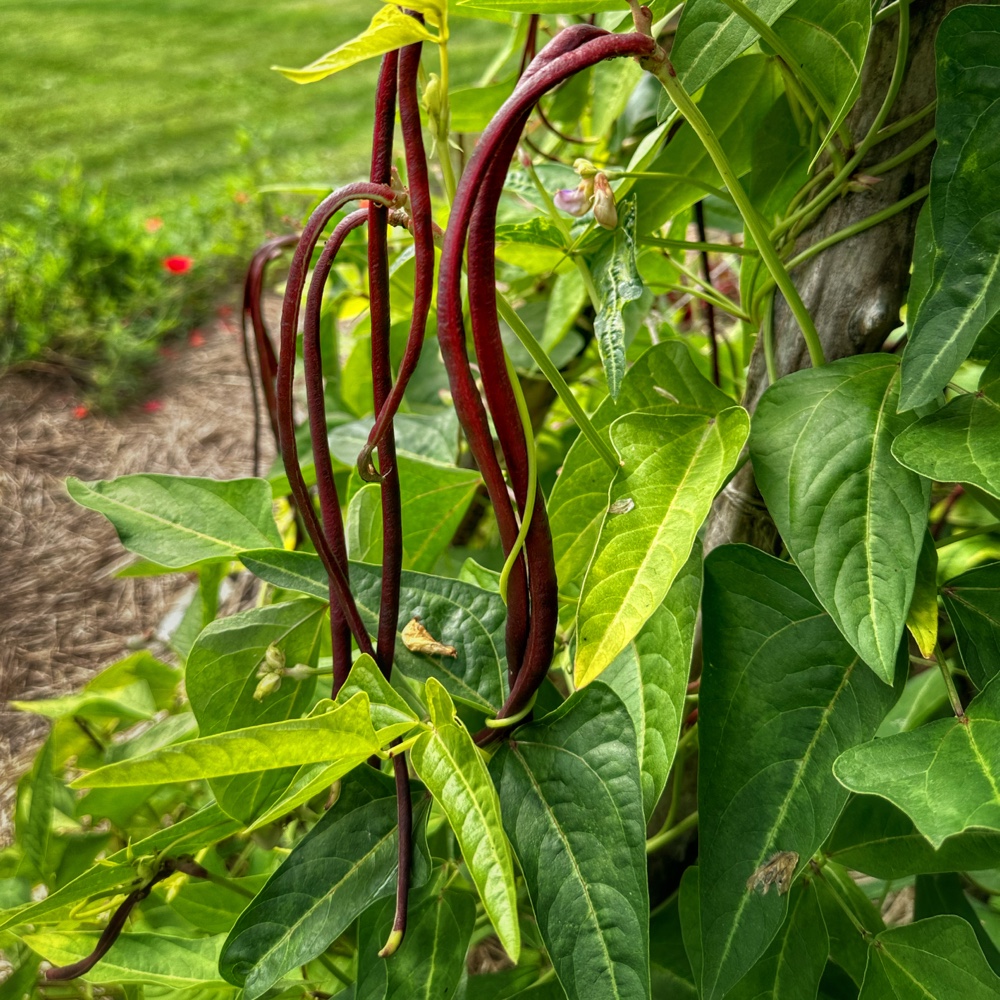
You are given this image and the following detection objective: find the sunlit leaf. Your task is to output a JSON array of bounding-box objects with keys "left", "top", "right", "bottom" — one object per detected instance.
[
  {"left": 574, "top": 405, "right": 748, "bottom": 687},
  {"left": 410, "top": 678, "right": 519, "bottom": 962},
  {"left": 67, "top": 474, "right": 281, "bottom": 567}
]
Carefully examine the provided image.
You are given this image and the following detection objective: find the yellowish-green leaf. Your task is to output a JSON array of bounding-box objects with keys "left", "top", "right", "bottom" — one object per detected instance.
[
  {"left": 409, "top": 678, "right": 520, "bottom": 962},
  {"left": 70, "top": 694, "right": 380, "bottom": 788},
  {"left": 574, "top": 406, "right": 749, "bottom": 687},
  {"left": 907, "top": 532, "right": 939, "bottom": 659},
  {"left": 275, "top": 7, "right": 435, "bottom": 85}
]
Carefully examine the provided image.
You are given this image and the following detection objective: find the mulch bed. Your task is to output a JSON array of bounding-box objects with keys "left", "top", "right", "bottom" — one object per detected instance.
[{"left": 0, "top": 311, "right": 274, "bottom": 839}]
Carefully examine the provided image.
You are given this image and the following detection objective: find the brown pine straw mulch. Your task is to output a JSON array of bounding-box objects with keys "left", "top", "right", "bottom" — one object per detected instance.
[{"left": 0, "top": 312, "right": 274, "bottom": 841}]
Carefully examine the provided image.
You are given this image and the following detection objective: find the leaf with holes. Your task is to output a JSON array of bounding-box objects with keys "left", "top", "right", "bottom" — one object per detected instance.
[{"left": 698, "top": 544, "right": 899, "bottom": 1000}]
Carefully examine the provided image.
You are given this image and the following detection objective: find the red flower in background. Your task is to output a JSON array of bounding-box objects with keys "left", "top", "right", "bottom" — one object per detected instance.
[{"left": 162, "top": 255, "right": 193, "bottom": 274}]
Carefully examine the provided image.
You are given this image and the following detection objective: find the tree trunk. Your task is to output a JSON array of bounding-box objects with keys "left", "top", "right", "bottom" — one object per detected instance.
[{"left": 704, "top": 0, "right": 964, "bottom": 555}]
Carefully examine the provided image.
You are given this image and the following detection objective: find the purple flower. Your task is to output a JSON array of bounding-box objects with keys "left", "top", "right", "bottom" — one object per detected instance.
[{"left": 554, "top": 182, "right": 591, "bottom": 217}]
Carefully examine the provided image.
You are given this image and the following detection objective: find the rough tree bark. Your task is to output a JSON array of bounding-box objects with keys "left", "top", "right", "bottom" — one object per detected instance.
[{"left": 704, "top": 0, "right": 966, "bottom": 555}]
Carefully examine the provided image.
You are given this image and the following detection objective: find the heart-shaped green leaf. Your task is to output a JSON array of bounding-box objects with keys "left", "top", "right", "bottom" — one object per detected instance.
[
  {"left": 70, "top": 693, "right": 380, "bottom": 788},
  {"left": 899, "top": 6, "right": 1000, "bottom": 409},
  {"left": 574, "top": 405, "right": 748, "bottom": 687},
  {"left": 410, "top": 678, "right": 519, "bottom": 961},
  {"left": 602, "top": 542, "right": 701, "bottom": 819},
  {"left": 491, "top": 683, "right": 648, "bottom": 1000},
  {"left": 859, "top": 916, "right": 1000, "bottom": 999},
  {"left": 894, "top": 356, "right": 1000, "bottom": 500},
  {"left": 67, "top": 474, "right": 281, "bottom": 567},
  {"left": 834, "top": 674, "right": 1000, "bottom": 849},
  {"left": 220, "top": 769, "right": 430, "bottom": 999},
  {"left": 698, "top": 544, "right": 899, "bottom": 1000},
  {"left": 750, "top": 354, "right": 929, "bottom": 683}
]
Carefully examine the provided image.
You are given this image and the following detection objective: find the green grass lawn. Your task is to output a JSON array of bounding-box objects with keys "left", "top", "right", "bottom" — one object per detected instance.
[{"left": 0, "top": 0, "right": 494, "bottom": 215}]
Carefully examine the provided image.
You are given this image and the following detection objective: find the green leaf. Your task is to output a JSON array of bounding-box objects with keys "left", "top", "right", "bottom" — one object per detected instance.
[
  {"left": 66, "top": 474, "right": 281, "bottom": 567},
  {"left": 899, "top": 6, "right": 1000, "bottom": 409},
  {"left": 20, "top": 930, "right": 226, "bottom": 988},
  {"left": 347, "top": 455, "right": 482, "bottom": 573},
  {"left": 22, "top": 737, "right": 56, "bottom": 880},
  {"left": 163, "top": 875, "right": 269, "bottom": 937},
  {"left": 825, "top": 794, "right": 1000, "bottom": 879},
  {"left": 241, "top": 549, "right": 509, "bottom": 712},
  {"left": 329, "top": 411, "right": 459, "bottom": 467},
  {"left": 894, "top": 355, "right": 1000, "bottom": 500},
  {"left": 10, "top": 683, "right": 157, "bottom": 723},
  {"left": 0, "top": 804, "right": 240, "bottom": 931},
  {"left": 877, "top": 665, "right": 949, "bottom": 738},
  {"left": 355, "top": 868, "right": 475, "bottom": 1000},
  {"left": 698, "top": 544, "right": 900, "bottom": 1000},
  {"left": 575, "top": 405, "right": 748, "bottom": 687},
  {"left": 457, "top": 0, "right": 646, "bottom": 11},
  {"left": 915, "top": 873, "right": 1000, "bottom": 975},
  {"left": 770, "top": 0, "right": 870, "bottom": 145},
  {"left": 274, "top": 6, "right": 435, "bottom": 85},
  {"left": 679, "top": 866, "right": 704, "bottom": 987},
  {"left": 906, "top": 532, "right": 940, "bottom": 660},
  {"left": 592, "top": 198, "right": 643, "bottom": 401},
  {"left": 638, "top": 55, "right": 784, "bottom": 228},
  {"left": 650, "top": 893, "right": 698, "bottom": 998},
  {"left": 602, "top": 542, "right": 701, "bottom": 819},
  {"left": 725, "top": 880, "right": 829, "bottom": 1000},
  {"left": 750, "top": 354, "right": 930, "bottom": 683},
  {"left": 185, "top": 599, "right": 325, "bottom": 821},
  {"left": 410, "top": 678, "right": 519, "bottom": 962},
  {"left": 671, "top": 0, "right": 799, "bottom": 97},
  {"left": 491, "top": 683, "right": 648, "bottom": 1000},
  {"left": 549, "top": 342, "right": 736, "bottom": 622},
  {"left": 859, "top": 916, "right": 1000, "bottom": 999},
  {"left": 337, "top": 653, "right": 420, "bottom": 742},
  {"left": 814, "top": 862, "right": 884, "bottom": 986},
  {"left": 220, "top": 770, "right": 430, "bottom": 999},
  {"left": 70, "top": 693, "right": 380, "bottom": 788},
  {"left": 942, "top": 560, "right": 1000, "bottom": 691},
  {"left": 347, "top": 483, "right": 384, "bottom": 563},
  {"left": 834, "top": 674, "right": 1000, "bottom": 849}
]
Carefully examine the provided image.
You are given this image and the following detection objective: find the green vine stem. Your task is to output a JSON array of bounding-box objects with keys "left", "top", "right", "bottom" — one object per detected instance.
[
  {"left": 761, "top": 288, "right": 778, "bottom": 386},
  {"left": 641, "top": 31, "right": 826, "bottom": 367},
  {"left": 495, "top": 291, "right": 621, "bottom": 473},
  {"left": 499, "top": 349, "right": 538, "bottom": 605},
  {"left": 934, "top": 644, "right": 967, "bottom": 723},
  {"left": 867, "top": 130, "right": 935, "bottom": 177},
  {"left": 640, "top": 234, "right": 756, "bottom": 256},
  {"left": 935, "top": 522, "right": 1000, "bottom": 549},
  {"left": 645, "top": 810, "right": 699, "bottom": 855}
]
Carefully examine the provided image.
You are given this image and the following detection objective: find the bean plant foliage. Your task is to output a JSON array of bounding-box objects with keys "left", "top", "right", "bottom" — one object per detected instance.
[{"left": 5, "top": 2, "right": 1000, "bottom": 999}]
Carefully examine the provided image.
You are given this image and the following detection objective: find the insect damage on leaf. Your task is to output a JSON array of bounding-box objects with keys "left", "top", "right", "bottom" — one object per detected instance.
[
  {"left": 402, "top": 618, "right": 458, "bottom": 658},
  {"left": 746, "top": 851, "right": 799, "bottom": 896},
  {"left": 609, "top": 497, "right": 636, "bottom": 515}
]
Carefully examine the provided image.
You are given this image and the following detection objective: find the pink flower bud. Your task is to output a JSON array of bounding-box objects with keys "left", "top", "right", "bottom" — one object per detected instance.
[
  {"left": 554, "top": 182, "right": 591, "bottom": 217},
  {"left": 591, "top": 173, "right": 618, "bottom": 230}
]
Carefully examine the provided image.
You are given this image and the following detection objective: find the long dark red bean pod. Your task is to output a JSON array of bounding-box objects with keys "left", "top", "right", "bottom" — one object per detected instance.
[
  {"left": 242, "top": 234, "right": 299, "bottom": 475},
  {"left": 276, "top": 180, "right": 402, "bottom": 660},
  {"left": 303, "top": 209, "right": 369, "bottom": 693},
  {"left": 367, "top": 51, "right": 404, "bottom": 679},
  {"left": 438, "top": 27, "right": 655, "bottom": 731},
  {"left": 359, "top": 39, "right": 436, "bottom": 483}
]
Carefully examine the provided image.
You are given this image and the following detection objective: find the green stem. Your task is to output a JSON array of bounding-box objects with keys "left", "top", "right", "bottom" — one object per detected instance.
[
  {"left": 776, "top": 1, "right": 911, "bottom": 243},
  {"left": 640, "top": 234, "right": 756, "bottom": 256},
  {"left": 498, "top": 350, "right": 538, "bottom": 605},
  {"left": 866, "top": 130, "right": 935, "bottom": 177},
  {"left": 613, "top": 171, "right": 736, "bottom": 203},
  {"left": 496, "top": 291, "right": 621, "bottom": 473},
  {"left": 665, "top": 281, "right": 750, "bottom": 322},
  {"left": 935, "top": 522, "right": 1000, "bottom": 549},
  {"left": 874, "top": 0, "right": 913, "bottom": 25},
  {"left": 316, "top": 952, "right": 352, "bottom": 988},
  {"left": 649, "top": 58, "right": 825, "bottom": 366},
  {"left": 437, "top": 31, "right": 457, "bottom": 203},
  {"left": 714, "top": 0, "right": 852, "bottom": 151},
  {"left": 873, "top": 100, "right": 935, "bottom": 146},
  {"left": 810, "top": 861, "right": 872, "bottom": 938},
  {"left": 761, "top": 288, "right": 778, "bottom": 386},
  {"left": 934, "top": 645, "right": 967, "bottom": 722},
  {"left": 646, "top": 810, "right": 698, "bottom": 855}
]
